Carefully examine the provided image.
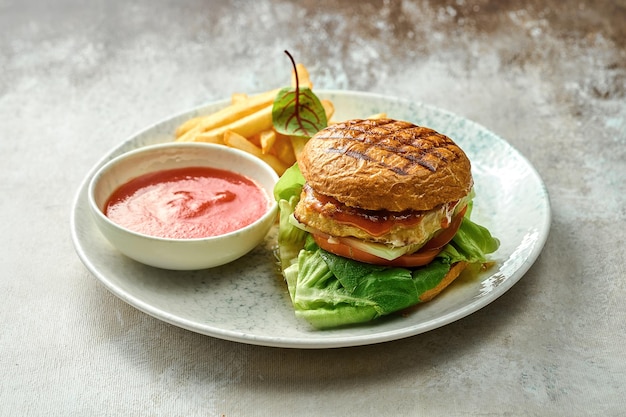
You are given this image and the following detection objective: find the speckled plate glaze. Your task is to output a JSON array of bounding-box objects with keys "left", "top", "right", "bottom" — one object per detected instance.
[{"left": 71, "top": 90, "right": 550, "bottom": 348}]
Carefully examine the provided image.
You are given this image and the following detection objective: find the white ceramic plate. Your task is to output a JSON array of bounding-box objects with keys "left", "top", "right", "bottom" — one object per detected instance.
[{"left": 71, "top": 90, "right": 550, "bottom": 348}]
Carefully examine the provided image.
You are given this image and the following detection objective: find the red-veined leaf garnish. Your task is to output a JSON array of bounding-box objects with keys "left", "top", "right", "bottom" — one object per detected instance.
[{"left": 272, "top": 51, "right": 327, "bottom": 138}]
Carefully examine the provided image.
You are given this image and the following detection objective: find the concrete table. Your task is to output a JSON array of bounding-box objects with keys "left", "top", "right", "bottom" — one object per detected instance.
[{"left": 1, "top": 1, "right": 624, "bottom": 415}]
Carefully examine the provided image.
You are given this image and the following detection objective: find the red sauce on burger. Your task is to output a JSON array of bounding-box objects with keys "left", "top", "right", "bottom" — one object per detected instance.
[{"left": 302, "top": 184, "right": 425, "bottom": 237}]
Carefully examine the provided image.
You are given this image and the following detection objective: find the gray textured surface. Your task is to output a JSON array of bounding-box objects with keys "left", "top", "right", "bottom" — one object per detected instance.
[{"left": 1, "top": 0, "right": 625, "bottom": 415}]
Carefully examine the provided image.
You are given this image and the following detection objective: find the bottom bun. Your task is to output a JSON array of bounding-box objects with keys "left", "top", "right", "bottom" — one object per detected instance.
[{"left": 418, "top": 261, "right": 468, "bottom": 303}]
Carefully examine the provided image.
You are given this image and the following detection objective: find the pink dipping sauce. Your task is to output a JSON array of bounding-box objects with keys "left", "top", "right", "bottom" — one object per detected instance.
[{"left": 105, "top": 166, "right": 269, "bottom": 239}]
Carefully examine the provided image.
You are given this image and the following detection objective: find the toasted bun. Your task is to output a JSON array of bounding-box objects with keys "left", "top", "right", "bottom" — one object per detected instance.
[{"left": 299, "top": 119, "right": 473, "bottom": 212}]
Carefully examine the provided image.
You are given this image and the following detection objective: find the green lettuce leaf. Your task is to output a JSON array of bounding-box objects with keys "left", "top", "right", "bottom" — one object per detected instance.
[
  {"left": 291, "top": 242, "right": 400, "bottom": 329},
  {"left": 277, "top": 197, "right": 307, "bottom": 273},
  {"left": 273, "top": 162, "right": 305, "bottom": 202},
  {"left": 439, "top": 217, "right": 500, "bottom": 265},
  {"left": 274, "top": 163, "right": 307, "bottom": 275},
  {"left": 411, "top": 260, "right": 451, "bottom": 295}
]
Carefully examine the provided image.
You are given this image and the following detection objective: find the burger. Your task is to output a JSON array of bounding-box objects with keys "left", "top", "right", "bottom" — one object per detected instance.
[{"left": 273, "top": 118, "right": 499, "bottom": 329}]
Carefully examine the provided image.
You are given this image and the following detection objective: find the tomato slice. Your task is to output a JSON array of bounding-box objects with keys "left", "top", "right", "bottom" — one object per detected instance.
[
  {"left": 312, "top": 206, "right": 467, "bottom": 267},
  {"left": 314, "top": 234, "right": 443, "bottom": 267}
]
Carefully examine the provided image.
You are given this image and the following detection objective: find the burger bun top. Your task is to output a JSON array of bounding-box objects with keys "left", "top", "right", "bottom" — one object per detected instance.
[{"left": 298, "top": 118, "right": 473, "bottom": 212}]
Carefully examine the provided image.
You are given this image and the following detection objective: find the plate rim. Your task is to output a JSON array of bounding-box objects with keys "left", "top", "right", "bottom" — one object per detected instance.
[{"left": 70, "top": 89, "right": 551, "bottom": 349}]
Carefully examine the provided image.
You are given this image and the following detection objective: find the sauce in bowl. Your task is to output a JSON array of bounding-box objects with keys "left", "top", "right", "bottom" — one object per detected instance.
[{"left": 105, "top": 166, "right": 269, "bottom": 239}]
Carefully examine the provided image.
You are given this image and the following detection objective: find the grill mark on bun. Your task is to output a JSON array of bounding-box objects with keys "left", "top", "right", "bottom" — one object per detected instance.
[
  {"left": 314, "top": 120, "right": 459, "bottom": 174},
  {"left": 325, "top": 147, "right": 374, "bottom": 162},
  {"left": 326, "top": 146, "right": 415, "bottom": 175}
]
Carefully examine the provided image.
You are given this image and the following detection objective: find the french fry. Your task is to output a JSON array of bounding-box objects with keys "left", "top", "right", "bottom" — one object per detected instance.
[
  {"left": 246, "top": 132, "right": 262, "bottom": 148},
  {"left": 175, "top": 116, "right": 205, "bottom": 137},
  {"left": 321, "top": 99, "right": 335, "bottom": 120},
  {"left": 191, "top": 104, "right": 274, "bottom": 144},
  {"left": 289, "top": 136, "right": 308, "bottom": 161},
  {"left": 176, "top": 88, "right": 279, "bottom": 141},
  {"left": 231, "top": 92, "right": 248, "bottom": 104},
  {"left": 272, "top": 133, "right": 297, "bottom": 166},
  {"left": 223, "top": 131, "right": 289, "bottom": 175},
  {"left": 291, "top": 63, "right": 313, "bottom": 89},
  {"left": 259, "top": 129, "right": 277, "bottom": 154}
]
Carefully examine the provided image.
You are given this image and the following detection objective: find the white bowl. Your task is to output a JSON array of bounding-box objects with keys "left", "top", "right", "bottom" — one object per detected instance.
[{"left": 88, "top": 142, "right": 279, "bottom": 270}]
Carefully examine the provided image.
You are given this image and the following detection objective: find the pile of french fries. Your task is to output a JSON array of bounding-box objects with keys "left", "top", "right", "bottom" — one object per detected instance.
[
  {"left": 174, "top": 64, "right": 385, "bottom": 175},
  {"left": 174, "top": 64, "right": 326, "bottom": 175}
]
